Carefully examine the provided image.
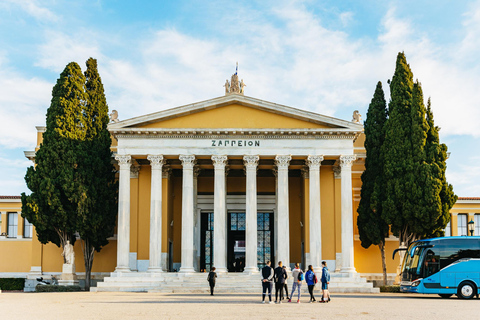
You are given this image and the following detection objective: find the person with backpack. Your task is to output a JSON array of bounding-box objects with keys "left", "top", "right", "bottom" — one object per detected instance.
[
  {"left": 274, "top": 261, "right": 288, "bottom": 303},
  {"left": 305, "top": 265, "right": 317, "bottom": 302},
  {"left": 207, "top": 267, "right": 217, "bottom": 296},
  {"left": 289, "top": 263, "right": 303, "bottom": 303},
  {"left": 320, "top": 261, "right": 331, "bottom": 303}
]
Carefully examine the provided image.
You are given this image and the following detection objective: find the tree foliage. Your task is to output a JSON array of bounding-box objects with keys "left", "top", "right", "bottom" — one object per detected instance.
[
  {"left": 357, "top": 82, "right": 389, "bottom": 285},
  {"left": 357, "top": 81, "right": 389, "bottom": 248},
  {"left": 382, "top": 52, "right": 456, "bottom": 246},
  {"left": 77, "top": 58, "right": 117, "bottom": 290},
  {"left": 21, "top": 62, "right": 87, "bottom": 252},
  {"left": 21, "top": 59, "right": 117, "bottom": 290}
]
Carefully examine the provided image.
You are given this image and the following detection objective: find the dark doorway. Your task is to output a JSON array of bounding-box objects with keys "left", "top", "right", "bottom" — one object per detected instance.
[
  {"left": 200, "top": 212, "right": 214, "bottom": 272},
  {"left": 228, "top": 212, "right": 246, "bottom": 272}
]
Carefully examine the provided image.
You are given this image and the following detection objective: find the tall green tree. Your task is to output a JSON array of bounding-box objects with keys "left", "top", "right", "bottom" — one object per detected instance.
[
  {"left": 21, "top": 62, "right": 88, "bottom": 256},
  {"left": 382, "top": 52, "right": 416, "bottom": 246},
  {"left": 77, "top": 58, "right": 117, "bottom": 290},
  {"left": 382, "top": 52, "right": 456, "bottom": 247},
  {"left": 357, "top": 81, "right": 389, "bottom": 285}
]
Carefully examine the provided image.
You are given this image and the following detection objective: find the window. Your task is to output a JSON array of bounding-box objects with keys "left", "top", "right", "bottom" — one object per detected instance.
[
  {"left": 457, "top": 214, "right": 468, "bottom": 236},
  {"left": 475, "top": 214, "right": 480, "bottom": 236},
  {"left": 444, "top": 221, "right": 451, "bottom": 237},
  {"left": 7, "top": 212, "right": 18, "bottom": 238},
  {"left": 24, "top": 218, "right": 33, "bottom": 238}
]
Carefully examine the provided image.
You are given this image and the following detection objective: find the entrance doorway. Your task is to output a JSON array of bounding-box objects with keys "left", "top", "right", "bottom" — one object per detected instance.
[
  {"left": 200, "top": 211, "right": 274, "bottom": 272},
  {"left": 228, "top": 212, "right": 246, "bottom": 272}
]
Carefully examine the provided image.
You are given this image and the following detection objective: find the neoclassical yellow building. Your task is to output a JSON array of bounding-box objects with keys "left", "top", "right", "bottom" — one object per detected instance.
[{"left": 1, "top": 75, "right": 477, "bottom": 291}]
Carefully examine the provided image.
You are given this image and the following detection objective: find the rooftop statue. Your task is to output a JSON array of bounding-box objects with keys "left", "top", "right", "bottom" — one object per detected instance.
[
  {"left": 224, "top": 62, "right": 244, "bottom": 95},
  {"left": 352, "top": 110, "right": 362, "bottom": 123},
  {"left": 110, "top": 110, "right": 120, "bottom": 123}
]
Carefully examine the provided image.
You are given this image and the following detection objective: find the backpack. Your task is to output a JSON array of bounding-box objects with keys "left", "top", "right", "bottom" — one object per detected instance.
[{"left": 297, "top": 270, "right": 304, "bottom": 281}]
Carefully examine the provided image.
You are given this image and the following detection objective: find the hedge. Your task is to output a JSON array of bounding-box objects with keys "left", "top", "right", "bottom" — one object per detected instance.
[
  {"left": 379, "top": 285, "right": 401, "bottom": 293},
  {"left": 0, "top": 278, "right": 25, "bottom": 290},
  {"left": 35, "top": 284, "right": 83, "bottom": 292}
]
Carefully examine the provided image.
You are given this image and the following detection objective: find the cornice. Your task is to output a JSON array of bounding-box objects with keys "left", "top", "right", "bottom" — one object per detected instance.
[{"left": 111, "top": 128, "right": 360, "bottom": 140}]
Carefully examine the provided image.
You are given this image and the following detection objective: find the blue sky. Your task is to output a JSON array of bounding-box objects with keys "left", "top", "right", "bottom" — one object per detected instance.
[{"left": 1, "top": 0, "right": 480, "bottom": 196}]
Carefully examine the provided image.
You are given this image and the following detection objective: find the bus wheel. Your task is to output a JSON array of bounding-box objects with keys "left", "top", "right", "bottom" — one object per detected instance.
[
  {"left": 439, "top": 294, "right": 452, "bottom": 299},
  {"left": 457, "top": 281, "right": 476, "bottom": 299}
]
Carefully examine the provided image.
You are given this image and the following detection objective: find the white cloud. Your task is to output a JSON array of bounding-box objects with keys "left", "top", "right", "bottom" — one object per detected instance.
[
  {"left": 35, "top": 30, "right": 103, "bottom": 72},
  {"left": 339, "top": 11, "right": 354, "bottom": 28},
  {"left": 2, "top": 0, "right": 58, "bottom": 22}
]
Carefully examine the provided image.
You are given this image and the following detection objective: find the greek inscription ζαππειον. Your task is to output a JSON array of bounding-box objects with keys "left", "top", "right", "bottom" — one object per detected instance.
[{"left": 211, "top": 140, "right": 260, "bottom": 147}]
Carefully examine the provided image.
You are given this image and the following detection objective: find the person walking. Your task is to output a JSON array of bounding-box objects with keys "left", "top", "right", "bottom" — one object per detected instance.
[
  {"left": 207, "top": 267, "right": 217, "bottom": 296},
  {"left": 274, "top": 261, "right": 287, "bottom": 303},
  {"left": 261, "top": 261, "right": 274, "bottom": 304},
  {"left": 282, "top": 265, "right": 289, "bottom": 300},
  {"left": 289, "top": 263, "right": 303, "bottom": 303},
  {"left": 320, "top": 261, "right": 331, "bottom": 303},
  {"left": 305, "top": 265, "right": 317, "bottom": 302}
]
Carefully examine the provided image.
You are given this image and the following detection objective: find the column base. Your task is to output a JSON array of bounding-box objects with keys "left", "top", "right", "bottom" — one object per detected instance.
[
  {"left": 243, "top": 267, "right": 259, "bottom": 274},
  {"left": 340, "top": 267, "right": 356, "bottom": 274},
  {"left": 147, "top": 267, "right": 163, "bottom": 273},
  {"left": 179, "top": 266, "right": 195, "bottom": 273},
  {"left": 214, "top": 267, "right": 228, "bottom": 273},
  {"left": 115, "top": 266, "right": 132, "bottom": 273}
]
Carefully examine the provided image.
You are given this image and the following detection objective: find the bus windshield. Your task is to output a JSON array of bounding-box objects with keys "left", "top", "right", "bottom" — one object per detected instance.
[{"left": 401, "top": 243, "right": 426, "bottom": 282}]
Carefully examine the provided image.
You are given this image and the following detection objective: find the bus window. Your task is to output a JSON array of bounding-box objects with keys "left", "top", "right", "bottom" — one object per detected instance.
[{"left": 422, "top": 250, "right": 440, "bottom": 277}]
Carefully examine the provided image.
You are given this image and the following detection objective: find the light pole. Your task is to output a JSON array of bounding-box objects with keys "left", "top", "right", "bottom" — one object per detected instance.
[{"left": 468, "top": 219, "right": 475, "bottom": 236}]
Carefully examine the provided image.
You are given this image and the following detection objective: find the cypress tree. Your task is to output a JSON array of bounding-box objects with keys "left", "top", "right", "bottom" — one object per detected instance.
[
  {"left": 77, "top": 58, "right": 118, "bottom": 290},
  {"left": 382, "top": 52, "right": 416, "bottom": 246},
  {"left": 21, "top": 62, "right": 87, "bottom": 257},
  {"left": 357, "top": 81, "right": 389, "bottom": 285},
  {"left": 383, "top": 53, "right": 456, "bottom": 247}
]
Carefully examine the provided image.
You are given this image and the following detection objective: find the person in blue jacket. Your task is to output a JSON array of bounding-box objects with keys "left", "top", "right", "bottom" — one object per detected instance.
[
  {"left": 305, "top": 265, "right": 317, "bottom": 302},
  {"left": 320, "top": 261, "right": 331, "bottom": 303}
]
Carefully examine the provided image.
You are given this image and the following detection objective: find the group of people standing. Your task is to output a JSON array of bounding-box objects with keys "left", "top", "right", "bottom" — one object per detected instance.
[
  {"left": 207, "top": 261, "right": 331, "bottom": 303},
  {"left": 261, "top": 261, "right": 330, "bottom": 304}
]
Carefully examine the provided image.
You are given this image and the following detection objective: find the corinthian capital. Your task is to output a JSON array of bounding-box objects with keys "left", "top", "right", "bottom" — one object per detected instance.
[
  {"left": 147, "top": 155, "right": 165, "bottom": 169},
  {"left": 179, "top": 155, "right": 196, "bottom": 169},
  {"left": 243, "top": 155, "right": 259, "bottom": 169},
  {"left": 115, "top": 154, "right": 131, "bottom": 167},
  {"left": 212, "top": 155, "right": 228, "bottom": 168},
  {"left": 275, "top": 155, "right": 292, "bottom": 168},
  {"left": 306, "top": 155, "right": 324, "bottom": 169},
  {"left": 339, "top": 155, "right": 356, "bottom": 167}
]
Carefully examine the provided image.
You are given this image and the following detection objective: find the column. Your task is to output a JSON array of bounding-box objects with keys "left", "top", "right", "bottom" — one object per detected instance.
[
  {"left": 179, "top": 155, "right": 196, "bottom": 273},
  {"left": 307, "top": 155, "right": 324, "bottom": 273},
  {"left": 339, "top": 155, "right": 357, "bottom": 273},
  {"left": 147, "top": 155, "right": 164, "bottom": 272},
  {"left": 275, "top": 155, "right": 291, "bottom": 270},
  {"left": 115, "top": 154, "right": 132, "bottom": 272},
  {"left": 244, "top": 155, "right": 259, "bottom": 273},
  {"left": 212, "top": 155, "right": 228, "bottom": 273}
]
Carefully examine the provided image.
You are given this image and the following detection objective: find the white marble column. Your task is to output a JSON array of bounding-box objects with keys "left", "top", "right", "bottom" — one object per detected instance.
[
  {"left": 212, "top": 155, "right": 228, "bottom": 273},
  {"left": 275, "top": 155, "right": 291, "bottom": 270},
  {"left": 307, "top": 155, "right": 324, "bottom": 274},
  {"left": 339, "top": 155, "right": 357, "bottom": 273},
  {"left": 244, "top": 155, "right": 259, "bottom": 273},
  {"left": 179, "top": 155, "right": 196, "bottom": 273},
  {"left": 115, "top": 154, "right": 132, "bottom": 272},
  {"left": 147, "top": 155, "right": 164, "bottom": 273}
]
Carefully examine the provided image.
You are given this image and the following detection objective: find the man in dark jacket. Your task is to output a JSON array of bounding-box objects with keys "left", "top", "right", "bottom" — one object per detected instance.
[
  {"left": 207, "top": 267, "right": 217, "bottom": 296},
  {"left": 274, "top": 261, "right": 288, "bottom": 303},
  {"left": 261, "top": 261, "right": 274, "bottom": 304}
]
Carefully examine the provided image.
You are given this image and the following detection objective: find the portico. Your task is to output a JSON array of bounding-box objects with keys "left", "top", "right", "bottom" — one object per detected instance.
[{"left": 109, "top": 90, "right": 363, "bottom": 276}]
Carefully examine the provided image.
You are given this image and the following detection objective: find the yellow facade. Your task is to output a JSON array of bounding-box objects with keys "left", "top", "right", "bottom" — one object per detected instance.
[{"left": 0, "top": 99, "right": 476, "bottom": 285}]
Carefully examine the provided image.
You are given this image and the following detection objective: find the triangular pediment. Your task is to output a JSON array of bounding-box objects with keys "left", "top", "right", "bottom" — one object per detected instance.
[{"left": 109, "top": 94, "right": 363, "bottom": 131}]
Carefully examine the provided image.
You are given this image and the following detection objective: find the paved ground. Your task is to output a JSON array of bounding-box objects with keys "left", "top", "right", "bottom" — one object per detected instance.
[{"left": 0, "top": 291, "right": 478, "bottom": 320}]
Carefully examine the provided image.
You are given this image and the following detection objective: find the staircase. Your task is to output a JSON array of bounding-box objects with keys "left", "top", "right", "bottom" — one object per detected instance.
[{"left": 93, "top": 272, "right": 379, "bottom": 293}]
